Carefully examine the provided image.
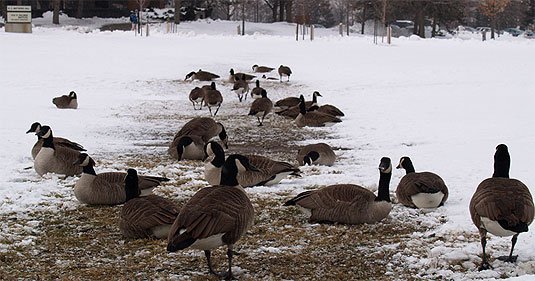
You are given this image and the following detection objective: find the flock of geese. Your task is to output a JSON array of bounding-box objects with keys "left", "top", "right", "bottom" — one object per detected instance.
[{"left": 27, "top": 66, "right": 534, "bottom": 279}]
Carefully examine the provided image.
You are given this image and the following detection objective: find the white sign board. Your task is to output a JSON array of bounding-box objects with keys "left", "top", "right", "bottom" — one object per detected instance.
[{"left": 7, "top": 6, "right": 32, "bottom": 23}]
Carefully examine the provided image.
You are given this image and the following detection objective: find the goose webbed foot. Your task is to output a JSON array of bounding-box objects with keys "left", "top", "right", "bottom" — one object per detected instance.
[{"left": 497, "top": 255, "right": 518, "bottom": 263}]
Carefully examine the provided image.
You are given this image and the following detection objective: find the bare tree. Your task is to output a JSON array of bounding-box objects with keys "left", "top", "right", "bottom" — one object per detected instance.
[
  {"left": 76, "top": 0, "right": 84, "bottom": 19},
  {"left": 264, "top": 0, "right": 279, "bottom": 22},
  {"left": 479, "top": 0, "right": 511, "bottom": 39},
  {"left": 53, "top": 0, "right": 60, "bottom": 24},
  {"left": 175, "top": 0, "right": 181, "bottom": 24}
]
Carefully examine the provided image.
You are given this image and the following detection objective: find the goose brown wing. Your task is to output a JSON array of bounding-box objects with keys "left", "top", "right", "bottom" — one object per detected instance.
[
  {"left": 121, "top": 195, "right": 179, "bottom": 231},
  {"left": 470, "top": 178, "right": 534, "bottom": 229},
  {"left": 54, "top": 137, "right": 86, "bottom": 151},
  {"left": 52, "top": 145, "right": 82, "bottom": 176},
  {"left": 173, "top": 118, "right": 217, "bottom": 141},
  {"left": 302, "top": 112, "right": 341, "bottom": 127},
  {"left": 52, "top": 95, "right": 70, "bottom": 107},
  {"left": 396, "top": 172, "right": 448, "bottom": 207}
]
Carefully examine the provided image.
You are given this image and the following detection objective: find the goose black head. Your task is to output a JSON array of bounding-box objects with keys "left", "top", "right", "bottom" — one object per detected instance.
[
  {"left": 312, "top": 91, "right": 322, "bottom": 97},
  {"left": 230, "top": 68, "right": 235, "bottom": 75},
  {"left": 26, "top": 122, "right": 42, "bottom": 134},
  {"left": 176, "top": 136, "right": 194, "bottom": 161},
  {"left": 252, "top": 64, "right": 258, "bottom": 70},
  {"left": 255, "top": 80, "right": 260, "bottom": 87},
  {"left": 125, "top": 168, "right": 140, "bottom": 201},
  {"left": 204, "top": 141, "right": 225, "bottom": 167},
  {"left": 396, "top": 156, "right": 415, "bottom": 174},
  {"left": 37, "top": 125, "right": 53, "bottom": 139},
  {"left": 261, "top": 89, "right": 267, "bottom": 98},
  {"left": 185, "top": 71, "right": 196, "bottom": 80},
  {"left": 220, "top": 154, "right": 259, "bottom": 186},
  {"left": 379, "top": 157, "right": 392, "bottom": 174},
  {"left": 69, "top": 91, "right": 77, "bottom": 98},
  {"left": 299, "top": 95, "right": 306, "bottom": 114},
  {"left": 304, "top": 151, "right": 320, "bottom": 166},
  {"left": 217, "top": 123, "right": 229, "bottom": 149},
  {"left": 72, "top": 153, "right": 95, "bottom": 167},
  {"left": 493, "top": 144, "right": 510, "bottom": 178},
  {"left": 210, "top": 82, "right": 216, "bottom": 90}
]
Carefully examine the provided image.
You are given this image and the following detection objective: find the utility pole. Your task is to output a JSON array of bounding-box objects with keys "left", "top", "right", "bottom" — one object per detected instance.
[{"left": 242, "top": 0, "right": 245, "bottom": 35}]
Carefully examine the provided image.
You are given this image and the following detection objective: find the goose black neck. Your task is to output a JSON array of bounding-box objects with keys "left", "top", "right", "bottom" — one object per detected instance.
[
  {"left": 299, "top": 99, "right": 306, "bottom": 115},
  {"left": 125, "top": 176, "right": 140, "bottom": 201},
  {"left": 211, "top": 146, "right": 225, "bottom": 168},
  {"left": 376, "top": 172, "right": 391, "bottom": 202},
  {"left": 42, "top": 135, "right": 55, "bottom": 149},
  {"left": 312, "top": 94, "right": 317, "bottom": 103},
  {"left": 493, "top": 151, "right": 510, "bottom": 178},
  {"left": 403, "top": 161, "right": 415, "bottom": 174},
  {"left": 220, "top": 164, "right": 239, "bottom": 186},
  {"left": 82, "top": 163, "right": 96, "bottom": 176}
]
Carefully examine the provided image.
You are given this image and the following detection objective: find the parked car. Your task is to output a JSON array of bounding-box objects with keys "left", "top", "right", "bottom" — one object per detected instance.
[
  {"left": 524, "top": 30, "right": 535, "bottom": 39},
  {"left": 456, "top": 26, "right": 477, "bottom": 33},
  {"left": 502, "top": 28, "right": 524, "bottom": 37}
]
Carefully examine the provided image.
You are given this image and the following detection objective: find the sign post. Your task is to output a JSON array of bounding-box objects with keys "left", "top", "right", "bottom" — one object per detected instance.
[{"left": 5, "top": 6, "right": 32, "bottom": 33}]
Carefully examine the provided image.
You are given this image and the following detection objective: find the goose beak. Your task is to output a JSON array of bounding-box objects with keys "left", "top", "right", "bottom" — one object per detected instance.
[
  {"left": 72, "top": 158, "right": 82, "bottom": 166},
  {"left": 395, "top": 164, "right": 401, "bottom": 169},
  {"left": 25, "top": 129, "right": 33, "bottom": 134}
]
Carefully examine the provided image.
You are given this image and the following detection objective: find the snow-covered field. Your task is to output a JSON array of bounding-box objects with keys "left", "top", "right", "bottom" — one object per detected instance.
[{"left": 1, "top": 15, "right": 534, "bottom": 280}]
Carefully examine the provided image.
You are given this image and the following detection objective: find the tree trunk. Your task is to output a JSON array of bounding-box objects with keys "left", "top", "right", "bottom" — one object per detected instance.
[
  {"left": 431, "top": 17, "right": 436, "bottom": 37},
  {"left": 491, "top": 16, "right": 496, "bottom": 39},
  {"left": 242, "top": 0, "right": 245, "bottom": 35},
  {"left": 361, "top": 5, "right": 366, "bottom": 34},
  {"left": 346, "top": 1, "right": 350, "bottom": 36},
  {"left": 1, "top": 0, "right": 7, "bottom": 21},
  {"left": 76, "top": 0, "right": 84, "bottom": 19},
  {"left": 53, "top": 0, "right": 60, "bottom": 24},
  {"left": 174, "top": 0, "right": 181, "bottom": 24},
  {"left": 279, "top": 0, "right": 284, "bottom": 22},
  {"left": 417, "top": 6, "right": 425, "bottom": 38},
  {"left": 285, "top": 0, "right": 292, "bottom": 22},
  {"left": 271, "top": 2, "right": 278, "bottom": 22}
]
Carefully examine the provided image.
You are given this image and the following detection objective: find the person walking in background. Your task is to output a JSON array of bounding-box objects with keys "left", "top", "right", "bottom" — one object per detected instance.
[{"left": 129, "top": 10, "right": 138, "bottom": 31}]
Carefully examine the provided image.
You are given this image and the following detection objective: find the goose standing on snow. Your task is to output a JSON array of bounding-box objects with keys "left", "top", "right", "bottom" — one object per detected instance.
[
  {"left": 396, "top": 156, "right": 449, "bottom": 209},
  {"left": 203, "top": 82, "right": 223, "bottom": 116},
  {"left": 297, "top": 143, "right": 336, "bottom": 166},
  {"left": 252, "top": 65, "right": 274, "bottom": 73},
  {"left": 248, "top": 89, "right": 273, "bottom": 126},
  {"left": 203, "top": 141, "right": 300, "bottom": 187},
  {"left": 188, "top": 87, "right": 205, "bottom": 110},
  {"left": 167, "top": 154, "right": 257, "bottom": 280},
  {"left": 26, "top": 122, "right": 85, "bottom": 159},
  {"left": 52, "top": 91, "right": 78, "bottom": 109},
  {"left": 119, "top": 169, "right": 179, "bottom": 239},
  {"left": 469, "top": 144, "right": 534, "bottom": 270},
  {"left": 171, "top": 117, "right": 228, "bottom": 149},
  {"left": 284, "top": 157, "right": 392, "bottom": 224},
  {"left": 184, "top": 69, "right": 220, "bottom": 81},
  {"left": 295, "top": 95, "right": 341, "bottom": 127},
  {"left": 72, "top": 153, "right": 169, "bottom": 205},
  {"left": 250, "top": 80, "right": 265, "bottom": 99},
  {"left": 278, "top": 65, "right": 292, "bottom": 82},
  {"left": 33, "top": 125, "right": 82, "bottom": 177},
  {"left": 232, "top": 76, "right": 249, "bottom": 102}
]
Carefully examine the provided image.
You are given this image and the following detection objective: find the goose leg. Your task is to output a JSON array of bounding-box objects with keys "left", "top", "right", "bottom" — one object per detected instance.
[
  {"left": 478, "top": 231, "right": 492, "bottom": 271},
  {"left": 498, "top": 234, "right": 519, "bottom": 262},
  {"left": 204, "top": 250, "right": 219, "bottom": 276},
  {"left": 208, "top": 106, "right": 214, "bottom": 116},
  {"left": 221, "top": 245, "right": 235, "bottom": 280},
  {"left": 191, "top": 101, "right": 196, "bottom": 110},
  {"left": 213, "top": 105, "right": 221, "bottom": 117},
  {"left": 257, "top": 116, "right": 262, "bottom": 126}
]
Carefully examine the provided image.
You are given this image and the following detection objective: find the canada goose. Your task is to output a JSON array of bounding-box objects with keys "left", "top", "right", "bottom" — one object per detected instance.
[
  {"left": 34, "top": 126, "right": 82, "bottom": 177},
  {"left": 52, "top": 91, "right": 78, "bottom": 109},
  {"left": 274, "top": 96, "right": 301, "bottom": 110},
  {"left": 189, "top": 87, "right": 205, "bottom": 110},
  {"left": 185, "top": 69, "right": 220, "bottom": 81},
  {"left": 203, "top": 82, "right": 223, "bottom": 116},
  {"left": 167, "top": 154, "right": 257, "bottom": 280},
  {"left": 396, "top": 157, "right": 449, "bottom": 209},
  {"left": 229, "top": 68, "right": 255, "bottom": 83},
  {"left": 72, "top": 153, "right": 169, "bottom": 205},
  {"left": 171, "top": 117, "right": 228, "bottom": 149},
  {"left": 278, "top": 65, "right": 292, "bottom": 82},
  {"left": 261, "top": 74, "right": 279, "bottom": 81},
  {"left": 26, "top": 122, "right": 85, "bottom": 159},
  {"left": 250, "top": 80, "right": 265, "bottom": 99},
  {"left": 119, "top": 169, "right": 179, "bottom": 239},
  {"left": 203, "top": 142, "right": 300, "bottom": 187},
  {"left": 168, "top": 135, "right": 206, "bottom": 161},
  {"left": 469, "top": 144, "right": 534, "bottom": 270},
  {"left": 295, "top": 95, "right": 341, "bottom": 127},
  {"left": 252, "top": 65, "right": 274, "bottom": 73},
  {"left": 248, "top": 89, "right": 273, "bottom": 126},
  {"left": 297, "top": 143, "right": 336, "bottom": 166},
  {"left": 232, "top": 76, "right": 249, "bottom": 102},
  {"left": 284, "top": 157, "right": 392, "bottom": 224}
]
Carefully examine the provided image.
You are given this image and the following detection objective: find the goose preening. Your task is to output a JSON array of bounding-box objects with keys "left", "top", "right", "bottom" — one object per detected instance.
[
  {"left": 203, "top": 82, "right": 223, "bottom": 116},
  {"left": 229, "top": 68, "right": 255, "bottom": 83},
  {"left": 248, "top": 89, "right": 273, "bottom": 126},
  {"left": 250, "top": 80, "right": 265, "bottom": 99},
  {"left": 73, "top": 153, "right": 169, "bottom": 205},
  {"left": 295, "top": 95, "right": 341, "bottom": 127},
  {"left": 275, "top": 91, "right": 322, "bottom": 119},
  {"left": 168, "top": 135, "right": 206, "bottom": 161},
  {"left": 26, "top": 122, "right": 85, "bottom": 159},
  {"left": 185, "top": 70, "right": 220, "bottom": 81},
  {"left": 232, "top": 76, "right": 249, "bottom": 102},
  {"left": 203, "top": 141, "right": 300, "bottom": 187},
  {"left": 278, "top": 65, "right": 292, "bottom": 82},
  {"left": 52, "top": 91, "right": 78, "bottom": 109},
  {"left": 167, "top": 154, "right": 256, "bottom": 280},
  {"left": 188, "top": 87, "right": 205, "bottom": 110},
  {"left": 469, "top": 144, "right": 534, "bottom": 270},
  {"left": 119, "top": 169, "right": 179, "bottom": 239},
  {"left": 284, "top": 157, "right": 392, "bottom": 224},
  {"left": 297, "top": 143, "right": 336, "bottom": 166},
  {"left": 396, "top": 157, "right": 449, "bottom": 209},
  {"left": 171, "top": 117, "right": 228, "bottom": 150},
  {"left": 274, "top": 96, "right": 301, "bottom": 110},
  {"left": 34, "top": 125, "right": 82, "bottom": 177},
  {"left": 261, "top": 74, "right": 279, "bottom": 81},
  {"left": 252, "top": 65, "right": 274, "bottom": 73}
]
